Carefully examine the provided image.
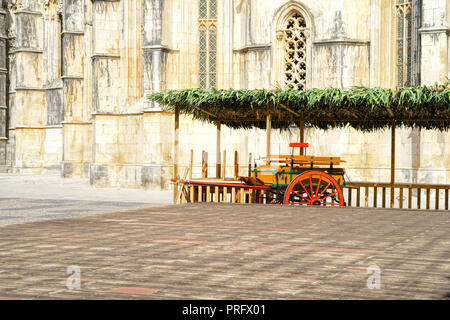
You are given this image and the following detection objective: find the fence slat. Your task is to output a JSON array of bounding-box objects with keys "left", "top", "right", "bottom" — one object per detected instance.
[
  {"left": 408, "top": 188, "right": 412, "bottom": 209},
  {"left": 426, "top": 189, "right": 430, "bottom": 210},
  {"left": 206, "top": 186, "right": 211, "bottom": 202},
  {"left": 214, "top": 186, "right": 219, "bottom": 202},
  {"left": 222, "top": 186, "right": 228, "bottom": 203},
  {"left": 373, "top": 187, "right": 377, "bottom": 207},
  {"left": 446, "top": 189, "right": 449, "bottom": 210},
  {"left": 240, "top": 189, "right": 246, "bottom": 203},
  {"left": 266, "top": 191, "right": 272, "bottom": 204},
  {"left": 190, "top": 185, "right": 195, "bottom": 203},
  {"left": 347, "top": 188, "right": 352, "bottom": 207},
  {"left": 382, "top": 187, "right": 386, "bottom": 208},
  {"left": 435, "top": 189, "right": 439, "bottom": 210},
  {"left": 356, "top": 188, "right": 360, "bottom": 207},
  {"left": 399, "top": 188, "right": 403, "bottom": 209},
  {"left": 231, "top": 187, "right": 236, "bottom": 203},
  {"left": 417, "top": 188, "right": 421, "bottom": 209},
  {"left": 249, "top": 190, "right": 254, "bottom": 203},
  {"left": 365, "top": 186, "right": 369, "bottom": 207},
  {"left": 198, "top": 186, "right": 203, "bottom": 202}
]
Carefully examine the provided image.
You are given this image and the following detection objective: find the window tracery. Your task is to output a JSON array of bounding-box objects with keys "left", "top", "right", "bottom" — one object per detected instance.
[
  {"left": 396, "top": 0, "right": 413, "bottom": 88},
  {"left": 281, "top": 11, "right": 307, "bottom": 90},
  {"left": 198, "top": 0, "right": 217, "bottom": 89}
]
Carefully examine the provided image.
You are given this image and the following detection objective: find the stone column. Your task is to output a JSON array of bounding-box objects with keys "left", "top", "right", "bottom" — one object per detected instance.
[
  {"left": 61, "top": 0, "right": 92, "bottom": 178},
  {"left": 142, "top": 0, "right": 166, "bottom": 111},
  {"left": 8, "top": 0, "right": 46, "bottom": 173},
  {"left": 0, "top": 5, "right": 7, "bottom": 167},
  {"left": 420, "top": 0, "right": 448, "bottom": 85},
  {"left": 90, "top": 0, "right": 121, "bottom": 187},
  {"left": 418, "top": 0, "right": 449, "bottom": 184}
]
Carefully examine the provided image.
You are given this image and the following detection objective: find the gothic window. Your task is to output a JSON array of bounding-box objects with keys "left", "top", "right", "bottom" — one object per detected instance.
[
  {"left": 281, "top": 11, "right": 307, "bottom": 90},
  {"left": 198, "top": 0, "right": 217, "bottom": 89},
  {"left": 396, "top": 0, "right": 412, "bottom": 88}
]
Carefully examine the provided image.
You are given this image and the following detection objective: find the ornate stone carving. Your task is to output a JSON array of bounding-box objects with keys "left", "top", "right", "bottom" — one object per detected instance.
[
  {"left": 276, "top": 30, "right": 283, "bottom": 41},
  {"left": 43, "top": 0, "right": 63, "bottom": 14},
  {"left": 8, "top": 0, "right": 23, "bottom": 12},
  {"left": 281, "top": 11, "right": 307, "bottom": 90},
  {"left": 395, "top": 1, "right": 413, "bottom": 87}
]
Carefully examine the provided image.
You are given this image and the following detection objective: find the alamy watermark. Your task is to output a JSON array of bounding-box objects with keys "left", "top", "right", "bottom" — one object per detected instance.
[
  {"left": 66, "top": 265, "right": 81, "bottom": 290},
  {"left": 366, "top": 265, "right": 381, "bottom": 290}
]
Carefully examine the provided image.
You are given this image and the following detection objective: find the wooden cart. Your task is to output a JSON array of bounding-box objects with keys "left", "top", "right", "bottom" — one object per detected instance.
[{"left": 175, "top": 142, "right": 346, "bottom": 206}]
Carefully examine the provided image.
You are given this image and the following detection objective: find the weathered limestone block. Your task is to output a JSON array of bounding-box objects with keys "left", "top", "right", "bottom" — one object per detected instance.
[
  {"left": 42, "top": 127, "right": 63, "bottom": 168},
  {"left": 117, "top": 115, "right": 143, "bottom": 164},
  {"left": 142, "top": 112, "right": 173, "bottom": 165},
  {"left": 14, "top": 52, "right": 42, "bottom": 88},
  {"left": 63, "top": 78, "right": 84, "bottom": 121},
  {"left": 18, "top": 50, "right": 43, "bottom": 85},
  {"left": 92, "top": 0, "right": 120, "bottom": 56},
  {"left": 63, "top": 0, "right": 84, "bottom": 32},
  {"left": 92, "top": 57, "right": 120, "bottom": 113},
  {"left": 14, "top": 90, "right": 46, "bottom": 126},
  {"left": 63, "top": 123, "right": 92, "bottom": 163},
  {"left": 62, "top": 123, "right": 92, "bottom": 178},
  {"left": 0, "top": 140, "right": 6, "bottom": 165},
  {"left": 0, "top": 73, "right": 6, "bottom": 107},
  {"left": 62, "top": 34, "right": 84, "bottom": 77},
  {"left": 45, "top": 88, "right": 64, "bottom": 125},
  {"left": 243, "top": 49, "right": 271, "bottom": 89},
  {"left": 14, "top": 128, "right": 45, "bottom": 169},
  {"left": 0, "top": 108, "right": 5, "bottom": 137},
  {"left": 93, "top": 115, "right": 120, "bottom": 164},
  {"left": 15, "top": 11, "right": 42, "bottom": 50},
  {"left": 143, "top": 0, "right": 162, "bottom": 46}
]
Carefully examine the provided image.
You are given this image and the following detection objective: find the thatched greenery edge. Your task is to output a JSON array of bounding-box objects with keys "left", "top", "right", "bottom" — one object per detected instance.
[{"left": 147, "top": 83, "right": 450, "bottom": 132}]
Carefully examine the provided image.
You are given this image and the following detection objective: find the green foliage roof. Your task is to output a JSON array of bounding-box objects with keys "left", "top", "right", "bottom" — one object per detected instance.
[{"left": 147, "top": 83, "right": 450, "bottom": 131}]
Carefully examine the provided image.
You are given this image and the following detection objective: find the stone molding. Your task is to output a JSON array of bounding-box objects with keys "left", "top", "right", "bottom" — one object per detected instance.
[
  {"left": 314, "top": 39, "right": 370, "bottom": 46},
  {"left": 418, "top": 26, "right": 450, "bottom": 35},
  {"left": 233, "top": 44, "right": 271, "bottom": 53}
]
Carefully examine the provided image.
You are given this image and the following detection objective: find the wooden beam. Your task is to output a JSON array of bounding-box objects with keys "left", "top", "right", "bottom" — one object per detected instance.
[
  {"left": 209, "top": 117, "right": 447, "bottom": 123},
  {"left": 196, "top": 106, "right": 217, "bottom": 119},
  {"left": 216, "top": 121, "right": 221, "bottom": 178},
  {"left": 266, "top": 104, "right": 271, "bottom": 159},
  {"left": 222, "top": 150, "right": 226, "bottom": 179},
  {"left": 173, "top": 106, "right": 180, "bottom": 203},
  {"left": 279, "top": 103, "right": 301, "bottom": 117},
  {"left": 390, "top": 120, "right": 396, "bottom": 208},
  {"left": 300, "top": 120, "right": 305, "bottom": 156}
]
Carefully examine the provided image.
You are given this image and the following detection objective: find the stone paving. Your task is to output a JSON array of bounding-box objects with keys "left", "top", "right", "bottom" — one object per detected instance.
[
  {"left": 0, "top": 203, "right": 449, "bottom": 299},
  {"left": 0, "top": 174, "right": 172, "bottom": 226}
]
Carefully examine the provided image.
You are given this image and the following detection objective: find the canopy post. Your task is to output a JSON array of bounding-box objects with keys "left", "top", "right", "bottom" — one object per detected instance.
[
  {"left": 216, "top": 121, "right": 221, "bottom": 178},
  {"left": 390, "top": 120, "right": 396, "bottom": 208},
  {"left": 300, "top": 121, "right": 305, "bottom": 155},
  {"left": 173, "top": 106, "right": 180, "bottom": 203},
  {"left": 266, "top": 104, "right": 271, "bottom": 160}
]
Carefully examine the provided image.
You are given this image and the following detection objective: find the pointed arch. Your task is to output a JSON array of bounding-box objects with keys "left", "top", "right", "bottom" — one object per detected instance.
[
  {"left": 271, "top": 2, "right": 314, "bottom": 90},
  {"left": 198, "top": 0, "right": 217, "bottom": 89}
]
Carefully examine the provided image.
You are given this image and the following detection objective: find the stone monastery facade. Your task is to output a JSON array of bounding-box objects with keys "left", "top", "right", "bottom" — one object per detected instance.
[{"left": 0, "top": 0, "right": 449, "bottom": 190}]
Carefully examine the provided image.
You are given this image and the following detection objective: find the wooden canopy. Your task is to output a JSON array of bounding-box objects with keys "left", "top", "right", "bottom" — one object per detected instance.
[
  {"left": 148, "top": 83, "right": 450, "bottom": 207},
  {"left": 148, "top": 84, "right": 450, "bottom": 132}
]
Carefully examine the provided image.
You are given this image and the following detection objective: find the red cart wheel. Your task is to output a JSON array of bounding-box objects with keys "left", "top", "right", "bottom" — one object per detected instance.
[{"left": 283, "top": 171, "right": 344, "bottom": 206}]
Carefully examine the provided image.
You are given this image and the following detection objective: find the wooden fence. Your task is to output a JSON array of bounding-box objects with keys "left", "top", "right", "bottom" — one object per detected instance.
[
  {"left": 174, "top": 150, "right": 450, "bottom": 211},
  {"left": 345, "top": 182, "right": 450, "bottom": 210}
]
